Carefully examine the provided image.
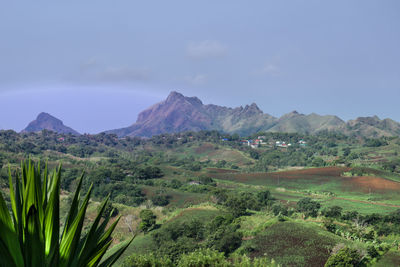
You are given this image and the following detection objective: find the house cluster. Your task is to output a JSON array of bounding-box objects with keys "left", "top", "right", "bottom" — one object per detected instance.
[
  {"left": 275, "top": 141, "right": 292, "bottom": 147},
  {"left": 241, "top": 136, "right": 265, "bottom": 148},
  {"left": 239, "top": 136, "right": 308, "bottom": 149},
  {"left": 298, "top": 140, "right": 307, "bottom": 147},
  {"left": 275, "top": 139, "right": 307, "bottom": 148}
]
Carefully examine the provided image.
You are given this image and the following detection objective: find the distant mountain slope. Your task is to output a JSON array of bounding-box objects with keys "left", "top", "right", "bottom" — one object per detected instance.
[
  {"left": 268, "top": 111, "right": 346, "bottom": 134},
  {"left": 106, "top": 91, "right": 349, "bottom": 137},
  {"left": 23, "top": 112, "right": 80, "bottom": 135},
  {"left": 108, "top": 92, "right": 268, "bottom": 137},
  {"left": 106, "top": 91, "right": 400, "bottom": 138},
  {"left": 343, "top": 116, "right": 400, "bottom": 138},
  {"left": 108, "top": 91, "right": 279, "bottom": 137}
]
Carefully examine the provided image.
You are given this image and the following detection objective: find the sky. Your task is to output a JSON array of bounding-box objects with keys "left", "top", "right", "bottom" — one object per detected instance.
[{"left": 0, "top": 1, "right": 399, "bottom": 133}]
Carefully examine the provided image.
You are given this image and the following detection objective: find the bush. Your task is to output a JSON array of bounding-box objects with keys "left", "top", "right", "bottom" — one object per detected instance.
[
  {"left": 224, "top": 195, "right": 247, "bottom": 217},
  {"left": 272, "top": 203, "right": 288, "bottom": 216},
  {"left": 177, "top": 248, "right": 229, "bottom": 267},
  {"left": 322, "top": 206, "right": 342, "bottom": 219},
  {"left": 205, "top": 215, "right": 242, "bottom": 255},
  {"left": 170, "top": 179, "right": 183, "bottom": 189},
  {"left": 323, "top": 219, "right": 337, "bottom": 233},
  {"left": 122, "top": 253, "right": 173, "bottom": 267},
  {"left": 139, "top": 209, "right": 157, "bottom": 233},
  {"left": 297, "top": 198, "right": 321, "bottom": 218},
  {"left": 325, "top": 247, "right": 363, "bottom": 267},
  {"left": 151, "top": 195, "right": 171, "bottom": 206},
  {"left": 257, "top": 190, "right": 274, "bottom": 207}
]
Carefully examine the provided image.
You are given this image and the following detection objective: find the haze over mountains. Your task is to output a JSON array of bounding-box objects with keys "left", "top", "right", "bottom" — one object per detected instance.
[{"left": 21, "top": 91, "right": 400, "bottom": 138}]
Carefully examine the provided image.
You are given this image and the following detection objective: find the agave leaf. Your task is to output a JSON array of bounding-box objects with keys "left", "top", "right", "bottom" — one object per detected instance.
[
  {"left": 44, "top": 168, "right": 61, "bottom": 266},
  {"left": 42, "top": 162, "right": 49, "bottom": 209},
  {"left": 33, "top": 162, "right": 45, "bottom": 236},
  {"left": 22, "top": 162, "right": 36, "bottom": 228},
  {"left": 59, "top": 184, "right": 93, "bottom": 267},
  {"left": 0, "top": 238, "right": 19, "bottom": 267},
  {"left": 24, "top": 205, "right": 44, "bottom": 267},
  {"left": 75, "top": 196, "right": 110, "bottom": 266},
  {"left": 61, "top": 173, "right": 84, "bottom": 238},
  {"left": 94, "top": 210, "right": 113, "bottom": 239},
  {"left": 14, "top": 172, "right": 24, "bottom": 247},
  {"left": 97, "top": 216, "right": 121, "bottom": 247},
  {"left": 2, "top": 160, "right": 128, "bottom": 267},
  {"left": 98, "top": 238, "right": 134, "bottom": 267},
  {"left": 0, "top": 191, "right": 24, "bottom": 266},
  {"left": 8, "top": 167, "right": 18, "bottom": 224},
  {"left": 86, "top": 239, "right": 113, "bottom": 267}
]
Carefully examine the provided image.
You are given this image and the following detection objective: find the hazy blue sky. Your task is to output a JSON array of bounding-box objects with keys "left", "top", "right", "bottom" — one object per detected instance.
[{"left": 0, "top": 1, "right": 399, "bottom": 133}]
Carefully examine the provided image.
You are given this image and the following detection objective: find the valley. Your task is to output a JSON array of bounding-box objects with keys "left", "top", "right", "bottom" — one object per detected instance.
[{"left": 1, "top": 129, "right": 400, "bottom": 266}]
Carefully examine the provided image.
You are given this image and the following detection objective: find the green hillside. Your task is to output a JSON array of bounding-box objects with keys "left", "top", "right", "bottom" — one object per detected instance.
[{"left": 1, "top": 129, "right": 400, "bottom": 266}]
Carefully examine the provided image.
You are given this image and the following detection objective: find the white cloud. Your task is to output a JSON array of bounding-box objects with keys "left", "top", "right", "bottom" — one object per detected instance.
[
  {"left": 186, "top": 40, "right": 227, "bottom": 59},
  {"left": 183, "top": 74, "right": 207, "bottom": 85}
]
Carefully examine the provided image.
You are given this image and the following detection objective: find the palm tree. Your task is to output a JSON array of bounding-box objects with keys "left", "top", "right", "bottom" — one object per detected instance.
[{"left": 0, "top": 160, "right": 133, "bottom": 267}]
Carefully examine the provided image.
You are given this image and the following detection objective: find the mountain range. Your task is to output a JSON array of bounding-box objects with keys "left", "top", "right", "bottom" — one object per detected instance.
[{"left": 21, "top": 91, "right": 400, "bottom": 138}]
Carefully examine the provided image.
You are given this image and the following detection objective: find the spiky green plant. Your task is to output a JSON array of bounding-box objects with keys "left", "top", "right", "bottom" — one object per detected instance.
[{"left": 0, "top": 160, "right": 133, "bottom": 267}]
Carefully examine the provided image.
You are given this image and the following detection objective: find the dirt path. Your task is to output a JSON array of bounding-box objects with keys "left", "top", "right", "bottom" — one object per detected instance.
[{"left": 333, "top": 197, "right": 400, "bottom": 208}]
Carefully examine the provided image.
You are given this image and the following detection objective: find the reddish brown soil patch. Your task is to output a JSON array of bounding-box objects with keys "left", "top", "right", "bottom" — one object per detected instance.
[
  {"left": 270, "top": 167, "right": 350, "bottom": 178},
  {"left": 212, "top": 167, "right": 350, "bottom": 183},
  {"left": 206, "top": 168, "right": 239, "bottom": 174},
  {"left": 342, "top": 176, "right": 400, "bottom": 193},
  {"left": 210, "top": 166, "right": 400, "bottom": 195},
  {"left": 195, "top": 143, "right": 214, "bottom": 154}
]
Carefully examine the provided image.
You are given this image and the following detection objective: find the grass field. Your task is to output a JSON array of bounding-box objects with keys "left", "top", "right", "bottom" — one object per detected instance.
[{"left": 209, "top": 167, "right": 400, "bottom": 214}]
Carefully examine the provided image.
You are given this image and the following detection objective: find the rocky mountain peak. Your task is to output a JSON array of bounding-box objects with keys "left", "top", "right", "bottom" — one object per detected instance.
[
  {"left": 36, "top": 112, "right": 62, "bottom": 124},
  {"left": 23, "top": 112, "right": 79, "bottom": 135},
  {"left": 242, "top": 103, "right": 263, "bottom": 114},
  {"left": 166, "top": 91, "right": 185, "bottom": 102}
]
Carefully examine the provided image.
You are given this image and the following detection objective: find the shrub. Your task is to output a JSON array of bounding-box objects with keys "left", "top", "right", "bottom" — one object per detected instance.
[
  {"left": 325, "top": 247, "right": 363, "bottom": 267},
  {"left": 272, "top": 203, "right": 288, "bottom": 216},
  {"left": 224, "top": 195, "right": 247, "bottom": 217},
  {"left": 121, "top": 253, "right": 173, "bottom": 267},
  {"left": 297, "top": 197, "right": 321, "bottom": 218},
  {"left": 151, "top": 195, "right": 170, "bottom": 206},
  {"left": 177, "top": 248, "right": 229, "bottom": 267},
  {"left": 322, "top": 206, "right": 342, "bottom": 219},
  {"left": 257, "top": 190, "right": 274, "bottom": 207},
  {"left": 139, "top": 209, "right": 156, "bottom": 233}
]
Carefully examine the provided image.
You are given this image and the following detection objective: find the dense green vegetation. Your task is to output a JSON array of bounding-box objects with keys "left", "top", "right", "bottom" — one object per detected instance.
[{"left": 1, "top": 129, "right": 400, "bottom": 266}]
